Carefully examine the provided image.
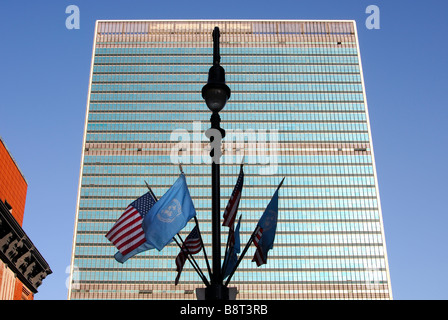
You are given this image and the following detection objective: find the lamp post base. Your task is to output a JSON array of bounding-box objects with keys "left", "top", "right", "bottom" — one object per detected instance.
[{"left": 205, "top": 284, "right": 229, "bottom": 300}]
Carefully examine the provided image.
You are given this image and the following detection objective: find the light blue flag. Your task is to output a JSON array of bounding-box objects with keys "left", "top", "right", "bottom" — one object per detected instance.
[
  {"left": 254, "top": 188, "right": 279, "bottom": 265},
  {"left": 114, "top": 242, "right": 155, "bottom": 263},
  {"left": 143, "top": 174, "right": 196, "bottom": 251},
  {"left": 223, "top": 216, "right": 241, "bottom": 279}
]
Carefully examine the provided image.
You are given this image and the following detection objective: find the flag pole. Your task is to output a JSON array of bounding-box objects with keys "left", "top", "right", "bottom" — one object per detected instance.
[
  {"left": 277, "top": 176, "right": 285, "bottom": 190},
  {"left": 194, "top": 216, "right": 213, "bottom": 283},
  {"left": 144, "top": 180, "right": 209, "bottom": 286},
  {"left": 144, "top": 180, "right": 157, "bottom": 199}
]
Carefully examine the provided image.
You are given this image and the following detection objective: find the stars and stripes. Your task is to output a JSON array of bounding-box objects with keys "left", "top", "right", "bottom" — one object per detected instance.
[
  {"left": 251, "top": 226, "right": 265, "bottom": 266},
  {"left": 175, "top": 226, "right": 202, "bottom": 285},
  {"left": 105, "top": 192, "right": 156, "bottom": 256},
  {"left": 180, "top": 226, "right": 202, "bottom": 255},
  {"left": 222, "top": 166, "right": 244, "bottom": 227}
]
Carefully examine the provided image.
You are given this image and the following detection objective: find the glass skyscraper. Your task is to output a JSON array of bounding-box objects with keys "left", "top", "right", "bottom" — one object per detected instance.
[{"left": 68, "top": 20, "right": 392, "bottom": 300}]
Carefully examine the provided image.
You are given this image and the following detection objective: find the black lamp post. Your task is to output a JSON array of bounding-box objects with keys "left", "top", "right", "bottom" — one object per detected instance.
[{"left": 201, "top": 27, "right": 231, "bottom": 300}]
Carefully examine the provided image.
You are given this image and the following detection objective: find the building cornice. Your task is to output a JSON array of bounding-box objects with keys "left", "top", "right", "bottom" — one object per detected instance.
[{"left": 0, "top": 200, "right": 52, "bottom": 294}]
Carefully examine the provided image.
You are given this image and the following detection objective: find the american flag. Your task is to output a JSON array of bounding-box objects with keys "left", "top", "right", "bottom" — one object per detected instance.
[
  {"left": 105, "top": 192, "right": 156, "bottom": 256},
  {"left": 222, "top": 166, "right": 244, "bottom": 227},
  {"left": 175, "top": 226, "right": 202, "bottom": 285},
  {"left": 252, "top": 226, "right": 265, "bottom": 267}
]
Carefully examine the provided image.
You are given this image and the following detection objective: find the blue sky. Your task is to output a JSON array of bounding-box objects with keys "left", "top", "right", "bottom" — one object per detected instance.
[{"left": 0, "top": 0, "right": 447, "bottom": 300}]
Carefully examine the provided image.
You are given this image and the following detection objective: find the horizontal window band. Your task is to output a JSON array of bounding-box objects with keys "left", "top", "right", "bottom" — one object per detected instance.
[
  {"left": 78, "top": 207, "right": 379, "bottom": 212},
  {"left": 79, "top": 206, "right": 377, "bottom": 212},
  {"left": 82, "top": 146, "right": 371, "bottom": 152},
  {"left": 93, "top": 57, "right": 359, "bottom": 62},
  {"left": 78, "top": 218, "right": 381, "bottom": 224},
  {"left": 79, "top": 215, "right": 381, "bottom": 221},
  {"left": 94, "top": 42, "right": 357, "bottom": 48},
  {"left": 78, "top": 207, "right": 378, "bottom": 212},
  {"left": 92, "top": 71, "right": 362, "bottom": 76},
  {"left": 70, "top": 280, "right": 387, "bottom": 286},
  {"left": 81, "top": 161, "right": 372, "bottom": 165},
  {"left": 79, "top": 181, "right": 376, "bottom": 186},
  {"left": 81, "top": 178, "right": 374, "bottom": 182},
  {"left": 78, "top": 213, "right": 380, "bottom": 220},
  {"left": 76, "top": 230, "right": 383, "bottom": 236},
  {"left": 79, "top": 209, "right": 380, "bottom": 216},
  {"left": 90, "top": 90, "right": 363, "bottom": 94},
  {"left": 87, "top": 110, "right": 367, "bottom": 114},
  {"left": 86, "top": 130, "right": 369, "bottom": 135},
  {"left": 96, "top": 40, "right": 358, "bottom": 46},
  {"left": 90, "top": 92, "right": 364, "bottom": 96},
  {"left": 84, "top": 165, "right": 373, "bottom": 168},
  {"left": 81, "top": 174, "right": 374, "bottom": 179},
  {"left": 94, "top": 53, "right": 359, "bottom": 58},
  {"left": 82, "top": 161, "right": 373, "bottom": 165},
  {"left": 85, "top": 141, "right": 370, "bottom": 144},
  {"left": 79, "top": 214, "right": 381, "bottom": 220},
  {"left": 86, "top": 121, "right": 367, "bottom": 126},
  {"left": 87, "top": 129, "right": 369, "bottom": 134},
  {"left": 88, "top": 101, "right": 365, "bottom": 105},
  {"left": 88, "top": 100, "right": 366, "bottom": 104},
  {"left": 91, "top": 81, "right": 363, "bottom": 85},
  {"left": 75, "top": 242, "right": 384, "bottom": 251},
  {"left": 86, "top": 117, "right": 367, "bottom": 121},
  {"left": 74, "top": 254, "right": 385, "bottom": 260},
  {"left": 79, "top": 194, "right": 378, "bottom": 199},
  {"left": 75, "top": 267, "right": 386, "bottom": 273},
  {"left": 93, "top": 62, "right": 359, "bottom": 67},
  {"left": 85, "top": 139, "right": 370, "bottom": 148}
]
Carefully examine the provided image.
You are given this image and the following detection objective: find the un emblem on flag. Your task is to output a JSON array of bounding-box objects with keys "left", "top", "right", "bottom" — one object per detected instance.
[
  {"left": 157, "top": 199, "right": 182, "bottom": 223},
  {"left": 263, "top": 210, "right": 277, "bottom": 231}
]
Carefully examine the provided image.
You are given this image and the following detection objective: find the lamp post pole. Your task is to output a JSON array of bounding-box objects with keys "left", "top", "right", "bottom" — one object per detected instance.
[{"left": 201, "top": 27, "right": 231, "bottom": 300}]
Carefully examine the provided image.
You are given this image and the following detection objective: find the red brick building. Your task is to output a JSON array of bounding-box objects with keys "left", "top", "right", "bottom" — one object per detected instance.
[{"left": 0, "top": 137, "right": 51, "bottom": 299}]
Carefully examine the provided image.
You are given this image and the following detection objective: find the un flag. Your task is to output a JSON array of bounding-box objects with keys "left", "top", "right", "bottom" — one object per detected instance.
[{"left": 143, "top": 174, "right": 197, "bottom": 251}]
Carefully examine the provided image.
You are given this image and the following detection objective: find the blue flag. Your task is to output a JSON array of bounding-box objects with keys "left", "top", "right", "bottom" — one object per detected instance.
[
  {"left": 114, "top": 242, "right": 155, "bottom": 263},
  {"left": 253, "top": 188, "right": 279, "bottom": 266},
  {"left": 223, "top": 216, "right": 242, "bottom": 279},
  {"left": 143, "top": 174, "right": 196, "bottom": 251}
]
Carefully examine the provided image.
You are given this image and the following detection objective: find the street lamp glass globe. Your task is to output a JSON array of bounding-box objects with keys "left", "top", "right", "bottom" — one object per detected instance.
[{"left": 203, "top": 85, "right": 229, "bottom": 113}]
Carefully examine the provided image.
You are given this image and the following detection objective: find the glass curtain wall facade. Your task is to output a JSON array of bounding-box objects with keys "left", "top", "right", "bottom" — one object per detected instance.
[{"left": 69, "top": 20, "right": 392, "bottom": 299}]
